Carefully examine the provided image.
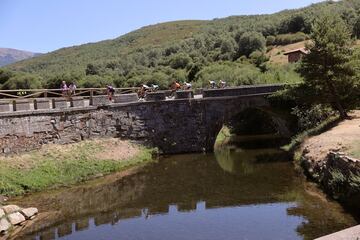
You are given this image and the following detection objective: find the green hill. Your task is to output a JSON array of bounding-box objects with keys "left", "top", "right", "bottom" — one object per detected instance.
[{"left": 2, "top": 0, "right": 360, "bottom": 89}]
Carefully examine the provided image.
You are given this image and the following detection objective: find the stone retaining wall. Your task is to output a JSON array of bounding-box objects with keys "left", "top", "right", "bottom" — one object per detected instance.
[{"left": 302, "top": 151, "right": 360, "bottom": 208}]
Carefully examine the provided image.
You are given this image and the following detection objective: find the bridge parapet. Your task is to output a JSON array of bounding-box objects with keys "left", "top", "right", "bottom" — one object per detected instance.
[{"left": 203, "top": 84, "right": 284, "bottom": 98}]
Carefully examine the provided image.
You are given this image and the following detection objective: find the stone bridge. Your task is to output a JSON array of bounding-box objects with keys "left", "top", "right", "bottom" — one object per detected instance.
[{"left": 0, "top": 84, "right": 286, "bottom": 154}]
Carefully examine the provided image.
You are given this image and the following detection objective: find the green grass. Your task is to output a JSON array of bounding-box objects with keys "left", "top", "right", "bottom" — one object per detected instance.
[
  {"left": 282, "top": 115, "right": 341, "bottom": 154},
  {"left": 0, "top": 141, "right": 156, "bottom": 196},
  {"left": 214, "top": 126, "right": 231, "bottom": 148},
  {"left": 348, "top": 140, "right": 360, "bottom": 159}
]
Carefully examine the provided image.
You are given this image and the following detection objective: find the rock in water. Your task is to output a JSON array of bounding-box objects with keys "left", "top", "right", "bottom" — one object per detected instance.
[
  {"left": 21, "top": 208, "right": 38, "bottom": 219},
  {"left": 0, "top": 218, "right": 11, "bottom": 233},
  {"left": 0, "top": 195, "right": 8, "bottom": 203},
  {"left": 7, "top": 212, "right": 26, "bottom": 225},
  {"left": 2, "top": 205, "right": 21, "bottom": 214}
]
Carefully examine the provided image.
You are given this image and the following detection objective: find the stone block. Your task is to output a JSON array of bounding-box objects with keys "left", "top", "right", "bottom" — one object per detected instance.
[
  {"left": 20, "top": 207, "right": 38, "bottom": 219},
  {"left": 14, "top": 100, "right": 31, "bottom": 111},
  {"left": 7, "top": 212, "right": 25, "bottom": 225},
  {"left": 0, "top": 218, "right": 11, "bottom": 233},
  {"left": 52, "top": 98, "right": 69, "bottom": 109},
  {"left": 34, "top": 98, "right": 50, "bottom": 110},
  {"left": 0, "top": 101, "right": 12, "bottom": 112},
  {"left": 70, "top": 97, "right": 85, "bottom": 108},
  {"left": 145, "top": 92, "right": 166, "bottom": 101},
  {"left": 163, "top": 90, "right": 172, "bottom": 97},
  {"left": 2, "top": 205, "right": 21, "bottom": 214},
  {"left": 194, "top": 88, "right": 203, "bottom": 95},
  {"left": 91, "top": 95, "right": 110, "bottom": 106},
  {"left": 113, "top": 93, "right": 138, "bottom": 104},
  {"left": 175, "top": 90, "right": 194, "bottom": 99}
]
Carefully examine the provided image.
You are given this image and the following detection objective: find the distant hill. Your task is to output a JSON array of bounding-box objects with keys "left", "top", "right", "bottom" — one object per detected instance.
[
  {"left": 0, "top": 48, "right": 41, "bottom": 67},
  {"left": 2, "top": 0, "right": 360, "bottom": 89}
]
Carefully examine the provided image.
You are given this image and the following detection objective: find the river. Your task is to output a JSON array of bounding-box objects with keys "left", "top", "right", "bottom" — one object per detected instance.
[{"left": 11, "top": 145, "right": 359, "bottom": 240}]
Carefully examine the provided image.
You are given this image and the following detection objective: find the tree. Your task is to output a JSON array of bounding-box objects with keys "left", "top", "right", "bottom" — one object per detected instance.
[
  {"left": 298, "top": 13, "right": 357, "bottom": 119},
  {"left": 280, "top": 15, "right": 309, "bottom": 34},
  {"left": 353, "top": 16, "right": 360, "bottom": 38},
  {"left": 237, "top": 32, "right": 266, "bottom": 58},
  {"left": 249, "top": 50, "right": 269, "bottom": 72},
  {"left": 168, "top": 53, "right": 192, "bottom": 69},
  {"left": 85, "top": 64, "right": 99, "bottom": 75},
  {"left": 2, "top": 73, "right": 43, "bottom": 90}
]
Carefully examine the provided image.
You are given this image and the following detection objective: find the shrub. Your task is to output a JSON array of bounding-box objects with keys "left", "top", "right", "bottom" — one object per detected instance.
[
  {"left": 1, "top": 73, "right": 43, "bottom": 90},
  {"left": 266, "top": 36, "right": 276, "bottom": 46},
  {"left": 237, "top": 31, "right": 266, "bottom": 57},
  {"left": 168, "top": 53, "right": 192, "bottom": 69},
  {"left": 291, "top": 104, "right": 335, "bottom": 131},
  {"left": 273, "top": 32, "right": 308, "bottom": 45}
]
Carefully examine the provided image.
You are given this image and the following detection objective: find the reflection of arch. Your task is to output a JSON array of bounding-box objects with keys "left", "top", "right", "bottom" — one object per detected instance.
[{"left": 214, "top": 148, "right": 235, "bottom": 173}]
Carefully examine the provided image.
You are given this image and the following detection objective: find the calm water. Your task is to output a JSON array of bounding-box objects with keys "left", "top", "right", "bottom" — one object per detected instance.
[{"left": 12, "top": 147, "right": 358, "bottom": 240}]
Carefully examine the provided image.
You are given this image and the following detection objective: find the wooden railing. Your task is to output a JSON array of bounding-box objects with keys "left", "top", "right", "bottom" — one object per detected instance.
[{"left": 0, "top": 87, "right": 140, "bottom": 99}]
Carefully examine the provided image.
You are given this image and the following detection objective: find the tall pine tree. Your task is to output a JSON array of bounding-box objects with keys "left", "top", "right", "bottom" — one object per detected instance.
[{"left": 298, "top": 13, "right": 358, "bottom": 119}]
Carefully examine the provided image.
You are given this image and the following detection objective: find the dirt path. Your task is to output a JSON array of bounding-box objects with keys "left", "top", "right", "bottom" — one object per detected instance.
[{"left": 302, "top": 110, "right": 360, "bottom": 161}]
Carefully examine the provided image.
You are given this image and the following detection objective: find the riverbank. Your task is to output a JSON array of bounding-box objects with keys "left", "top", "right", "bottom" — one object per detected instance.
[
  {"left": 297, "top": 111, "right": 360, "bottom": 211},
  {"left": 0, "top": 139, "right": 156, "bottom": 197}
]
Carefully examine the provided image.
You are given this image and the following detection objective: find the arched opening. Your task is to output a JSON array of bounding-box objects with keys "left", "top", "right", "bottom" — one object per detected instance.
[{"left": 215, "top": 108, "right": 291, "bottom": 149}]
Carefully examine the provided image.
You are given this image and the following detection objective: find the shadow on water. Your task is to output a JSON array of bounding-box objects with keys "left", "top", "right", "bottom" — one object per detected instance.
[{"left": 10, "top": 146, "right": 359, "bottom": 240}]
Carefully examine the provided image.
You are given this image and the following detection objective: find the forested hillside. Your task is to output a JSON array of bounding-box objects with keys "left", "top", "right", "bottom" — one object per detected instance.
[{"left": 2, "top": 0, "right": 360, "bottom": 89}]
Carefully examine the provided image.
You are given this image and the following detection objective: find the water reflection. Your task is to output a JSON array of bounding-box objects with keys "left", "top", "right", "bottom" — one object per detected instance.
[{"left": 11, "top": 148, "right": 358, "bottom": 240}]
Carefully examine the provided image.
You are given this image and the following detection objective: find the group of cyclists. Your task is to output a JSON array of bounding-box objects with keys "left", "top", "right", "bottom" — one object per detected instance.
[
  {"left": 60, "top": 79, "right": 227, "bottom": 100},
  {"left": 138, "top": 79, "right": 227, "bottom": 99}
]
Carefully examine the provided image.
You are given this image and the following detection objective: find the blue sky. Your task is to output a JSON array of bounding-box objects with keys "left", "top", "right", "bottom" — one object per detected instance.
[{"left": 0, "top": 0, "right": 324, "bottom": 53}]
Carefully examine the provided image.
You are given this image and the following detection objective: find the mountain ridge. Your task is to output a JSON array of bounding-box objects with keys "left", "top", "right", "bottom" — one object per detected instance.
[{"left": 0, "top": 48, "right": 41, "bottom": 67}]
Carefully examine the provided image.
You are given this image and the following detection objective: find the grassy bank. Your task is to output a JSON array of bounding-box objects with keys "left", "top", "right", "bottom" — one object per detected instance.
[
  {"left": 348, "top": 141, "right": 360, "bottom": 159},
  {"left": 0, "top": 139, "right": 156, "bottom": 196},
  {"left": 282, "top": 115, "right": 341, "bottom": 155}
]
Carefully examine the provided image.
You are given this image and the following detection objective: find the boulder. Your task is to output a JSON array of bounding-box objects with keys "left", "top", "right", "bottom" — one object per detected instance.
[
  {"left": 0, "top": 218, "right": 11, "bottom": 233},
  {"left": 0, "top": 209, "right": 4, "bottom": 218},
  {"left": 2, "top": 205, "right": 21, "bottom": 214},
  {"left": 0, "top": 195, "right": 8, "bottom": 203},
  {"left": 20, "top": 208, "right": 38, "bottom": 219},
  {"left": 7, "top": 212, "right": 25, "bottom": 225}
]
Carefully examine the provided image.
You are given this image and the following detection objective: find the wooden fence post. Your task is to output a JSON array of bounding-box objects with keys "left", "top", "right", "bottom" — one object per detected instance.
[{"left": 90, "top": 90, "right": 94, "bottom": 106}]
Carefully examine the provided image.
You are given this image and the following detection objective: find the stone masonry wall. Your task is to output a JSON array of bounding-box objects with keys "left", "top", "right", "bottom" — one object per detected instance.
[
  {"left": 302, "top": 151, "right": 360, "bottom": 210},
  {"left": 0, "top": 95, "right": 271, "bottom": 155}
]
